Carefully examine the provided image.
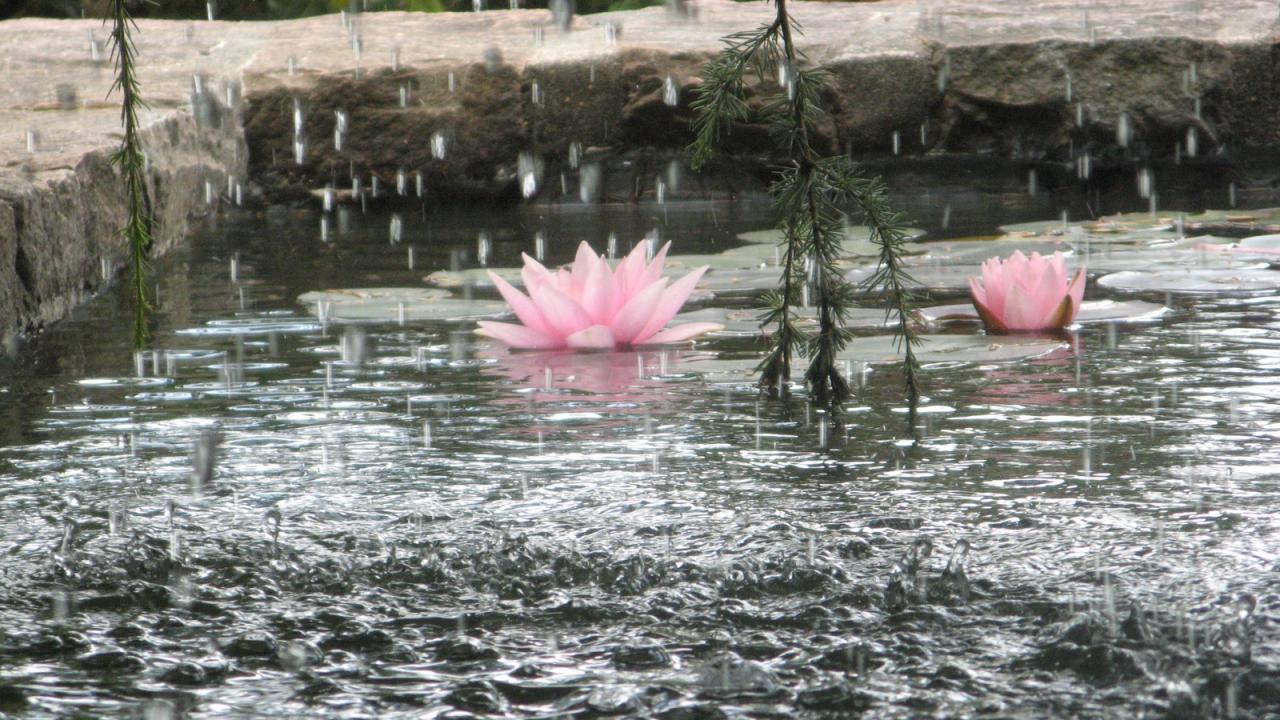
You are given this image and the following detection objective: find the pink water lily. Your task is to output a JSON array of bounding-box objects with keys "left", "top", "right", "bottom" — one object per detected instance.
[
  {"left": 476, "top": 240, "right": 721, "bottom": 349},
  {"left": 968, "top": 251, "right": 1085, "bottom": 331}
]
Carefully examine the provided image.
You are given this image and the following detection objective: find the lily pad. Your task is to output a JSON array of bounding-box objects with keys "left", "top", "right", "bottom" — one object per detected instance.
[
  {"left": 846, "top": 263, "right": 986, "bottom": 294},
  {"left": 425, "top": 267, "right": 524, "bottom": 290},
  {"left": 1079, "top": 247, "right": 1262, "bottom": 275},
  {"left": 673, "top": 306, "right": 897, "bottom": 337},
  {"left": 736, "top": 226, "right": 926, "bottom": 257},
  {"left": 1000, "top": 215, "right": 1175, "bottom": 236},
  {"left": 1237, "top": 234, "right": 1280, "bottom": 253},
  {"left": 918, "top": 299, "right": 1170, "bottom": 326},
  {"left": 695, "top": 267, "right": 789, "bottom": 295},
  {"left": 838, "top": 333, "right": 1068, "bottom": 366},
  {"left": 299, "top": 287, "right": 453, "bottom": 305},
  {"left": 1096, "top": 268, "right": 1280, "bottom": 296},
  {"left": 298, "top": 288, "right": 510, "bottom": 323},
  {"left": 687, "top": 334, "right": 1068, "bottom": 382},
  {"left": 915, "top": 236, "right": 1074, "bottom": 264}
]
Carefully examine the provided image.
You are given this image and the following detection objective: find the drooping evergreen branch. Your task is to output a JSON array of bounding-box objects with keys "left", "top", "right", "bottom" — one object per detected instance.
[
  {"left": 689, "top": 0, "right": 921, "bottom": 412},
  {"left": 107, "top": 0, "right": 153, "bottom": 349}
]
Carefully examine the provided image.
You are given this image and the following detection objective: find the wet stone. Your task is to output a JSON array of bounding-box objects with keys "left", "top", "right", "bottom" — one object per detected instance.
[
  {"left": 697, "top": 654, "right": 783, "bottom": 699},
  {"left": 160, "top": 661, "right": 209, "bottom": 686},
  {"left": 586, "top": 685, "right": 643, "bottom": 714},
  {"left": 319, "top": 622, "right": 395, "bottom": 652},
  {"left": 435, "top": 634, "right": 500, "bottom": 663},
  {"left": 74, "top": 649, "right": 146, "bottom": 673},
  {"left": 795, "top": 680, "right": 874, "bottom": 710},
  {"left": 445, "top": 680, "right": 509, "bottom": 714},
  {"left": 221, "top": 632, "right": 278, "bottom": 659},
  {"left": 654, "top": 702, "right": 730, "bottom": 720},
  {"left": 611, "top": 642, "right": 671, "bottom": 669}
]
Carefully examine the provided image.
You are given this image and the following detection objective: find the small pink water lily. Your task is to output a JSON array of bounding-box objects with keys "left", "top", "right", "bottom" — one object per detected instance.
[
  {"left": 476, "top": 240, "right": 721, "bottom": 349},
  {"left": 968, "top": 251, "right": 1085, "bottom": 331}
]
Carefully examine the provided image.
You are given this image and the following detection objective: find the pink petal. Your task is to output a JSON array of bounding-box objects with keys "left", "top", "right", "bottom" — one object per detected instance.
[
  {"left": 609, "top": 278, "right": 669, "bottom": 344},
  {"left": 566, "top": 324, "right": 616, "bottom": 349},
  {"left": 1001, "top": 280, "right": 1043, "bottom": 330},
  {"left": 489, "top": 270, "right": 552, "bottom": 335},
  {"left": 570, "top": 241, "right": 597, "bottom": 293},
  {"left": 634, "top": 322, "right": 723, "bottom": 345},
  {"left": 968, "top": 275, "right": 988, "bottom": 308},
  {"left": 521, "top": 253, "right": 555, "bottom": 290},
  {"left": 633, "top": 265, "right": 708, "bottom": 343},
  {"left": 617, "top": 240, "right": 649, "bottom": 296},
  {"left": 527, "top": 279, "right": 594, "bottom": 338},
  {"left": 580, "top": 254, "right": 615, "bottom": 325},
  {"left": 980, "top": 257, "right": 1009, "bottom": 319},
  {"left": 637, "top": 241, "right": 672, "bottom": 292},
  {"left": 476, "top": 321, "right": 564, "bottom": 349}
]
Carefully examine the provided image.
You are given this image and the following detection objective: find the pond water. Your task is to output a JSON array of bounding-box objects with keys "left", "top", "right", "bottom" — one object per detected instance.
[{"left": 0, "top": 185, "right": 1277, "bottom": 718}]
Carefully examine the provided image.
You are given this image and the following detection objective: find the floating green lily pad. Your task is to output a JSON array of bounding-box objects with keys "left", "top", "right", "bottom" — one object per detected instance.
[
  {"left": 736, "top": 226, "right": 926, "bottom": 257},
  {"left": 425, "top": 267, "right": 524, "bottom": 289},
  {"left": 673, "top": 305, "right": 897, "bottom": 337},
  {"left": 299, "top": 287, "right": 453, "bottom": 305},
  {"left": 919, "top": 299, "right": 1170, "bottom": 325},
  {"left": 915, "top": 237, "right": 1074, "bottom": 264},
  {"left": 1096, "top": 268, "right": 1280, "bottom": 295},
  {"left": 838, "top": 333, "right": 1068, "bottom": 366},
  {"left": 687, "top": 334, "right": 1067, "bottom": 382},
  {"left": 846, "top": 263, "right": 985, "bottom": 294},
  {"left": 299, "top": 287, "right": 509, "bottom": 323}
]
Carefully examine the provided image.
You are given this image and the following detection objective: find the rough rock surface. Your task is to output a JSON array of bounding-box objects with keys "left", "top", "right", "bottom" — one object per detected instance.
[
  {"left": 1, "top": 0, "right": 1279, "bottom": 338},
  {"left": 0, "top": 18, "right": 247, "bottom": 344}
]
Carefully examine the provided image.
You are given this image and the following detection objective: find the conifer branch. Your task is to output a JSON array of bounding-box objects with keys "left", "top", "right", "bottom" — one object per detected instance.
[
  {"left": 689, "top": 0, "right": 922, "bottom": 413},
  {"left": 107, "top": 0, "right": 153, "bottom": 348}
]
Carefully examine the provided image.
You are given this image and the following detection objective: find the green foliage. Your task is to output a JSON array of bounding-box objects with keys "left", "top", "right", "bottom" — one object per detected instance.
[
  {"left": 107, "top": 0, "right": 152, "bottom": 349},
  {"left": 689, "top": 0, "right": 920, "bottom": 413}
]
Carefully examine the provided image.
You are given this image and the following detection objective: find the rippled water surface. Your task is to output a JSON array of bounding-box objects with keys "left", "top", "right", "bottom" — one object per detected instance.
[{"left": 0, "top": 195, "right": 1277, "bottom": 719}]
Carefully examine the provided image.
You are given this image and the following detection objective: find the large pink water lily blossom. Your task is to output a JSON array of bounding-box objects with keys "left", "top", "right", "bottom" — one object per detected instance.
[
  {"left": 968, "top": 251, "right": 1086, "bottom": 331},
  {"left": 476, "top": 240, "right": 722, "bottom": 349}
]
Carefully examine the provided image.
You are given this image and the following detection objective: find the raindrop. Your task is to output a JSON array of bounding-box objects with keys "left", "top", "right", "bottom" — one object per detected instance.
[
  {"left": 262, "top": 508, "right": 282, "bottom": 552},
  {"left": 579, "top": 163, "right": 601, "bottom": 203},
  {"left": 287, "top": 55, "right": 296, "bottom": 75},
  {"left": 25, "top": 129, "right": 37, "bottom": 154},
  {"left": 431, "top": 131, "right": 447, "bottom": 160},
  {"left": 1186, "top": 126, "right": 1198, "bottom": 157},
  {"left": 1027, "top": 168, "right": 1037, "bottom": 196},
  {"left": 535, "top": 232, "right": 546, "bottom": 261},
  {"left": 606, "top": 232, "right": 618, "bottom": 259},
  {"left": 206, "top": 1, "right": 214, "bottom": 20},
  {"left": 389, "top": 214, "right": 403, "bottom": 244},
  {"left": 396, "top": 169, "right": 407, "bottom": 196},
  {"left": 477, "top": 231, "right": 492, "bottom": 266},
  {"left": 892, "top": 130, "right": 901, "bottom": 155},
  {"left": 663, "top": 74, "right": 679, "bottom": 107}
]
